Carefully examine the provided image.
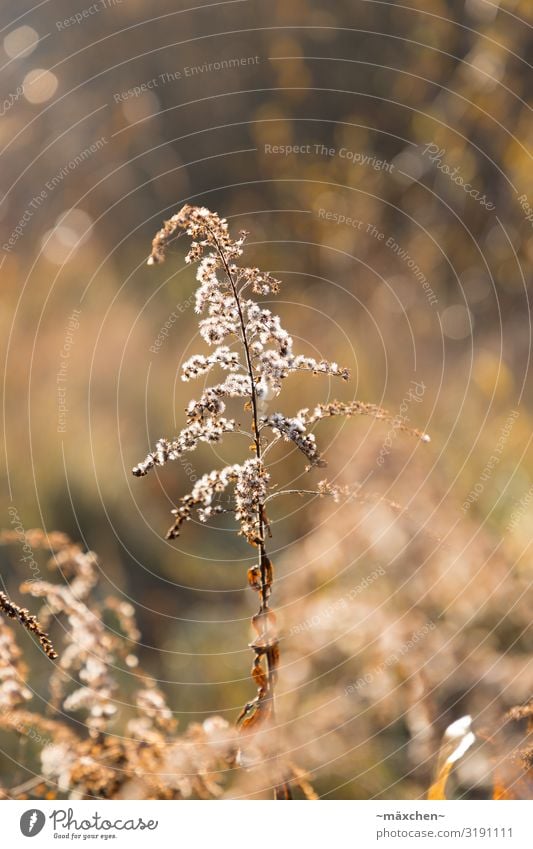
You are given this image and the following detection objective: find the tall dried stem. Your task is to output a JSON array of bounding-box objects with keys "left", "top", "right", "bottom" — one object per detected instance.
[
  {"left": 210, "top": 230, "right": 287, "bottom": 796},
  {"left": 134, "top": 205, "right": 430, "bottom": 798}
]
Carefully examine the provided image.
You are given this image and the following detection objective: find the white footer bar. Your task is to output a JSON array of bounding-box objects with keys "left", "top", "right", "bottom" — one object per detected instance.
[{"left": 4, "top": 799, "right": 529, "bottom": 848}]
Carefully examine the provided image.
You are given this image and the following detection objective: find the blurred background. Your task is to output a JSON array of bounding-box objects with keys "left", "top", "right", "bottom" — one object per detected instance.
[{"left": 1, "top": 0, "right": 532, "bottom": 798}]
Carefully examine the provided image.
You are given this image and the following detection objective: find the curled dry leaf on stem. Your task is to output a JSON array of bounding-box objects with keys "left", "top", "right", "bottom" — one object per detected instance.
[{"left": 133, "top": 205, "right": 431, "bottom": 799}]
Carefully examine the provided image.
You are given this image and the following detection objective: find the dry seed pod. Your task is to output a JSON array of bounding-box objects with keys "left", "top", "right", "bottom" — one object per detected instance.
[{"left": 0, "top": 591, "right": 57, "bottom": 659}]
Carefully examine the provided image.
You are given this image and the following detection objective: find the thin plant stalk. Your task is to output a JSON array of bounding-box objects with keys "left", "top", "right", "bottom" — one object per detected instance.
[
  {"left": 134, "top": 205, "right": 430, "bottom": 799},
  {"left": 209, "top": 226, "right": 287, "bottom": 796}
]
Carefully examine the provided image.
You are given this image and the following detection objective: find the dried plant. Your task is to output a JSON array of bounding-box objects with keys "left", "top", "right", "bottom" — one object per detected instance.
[
  {"left": 0, "top": 590, "right": 57, "bottom": 660},
  {"left": 133, "top": 205, "right": 431, "bottom": 798},
  {"left": 0, "top": 530, "right": 316, "bottom": 800},
  {"left": 490, "top": 701, "right": 533, "bottom": 800}
]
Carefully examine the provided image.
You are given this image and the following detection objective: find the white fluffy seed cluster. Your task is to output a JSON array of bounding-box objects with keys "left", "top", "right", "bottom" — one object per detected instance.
[
  {"left": 167, "top": 458, "right": 269, "bottom": 544},
  {"left": 181, "top": 346, "right": 240, "bottom": 381},
  {"left": 137, "top": 205, "right": 431, "bottom": 548},
  {"left": 0, "top": 622, "right": 32, "bottom": 710},
  {"left": 299, "top": 401, "right": 431, "bottom": 442},
  {"left": 137, "top": 205, "right": 353, "bottom": 543},
  {"left": 22, "top": 549, "right": 119, "bottom": 733},
  {"left": 262, "top": 413, "right": 326, "bottom": 468},
  {"left": 234, "top": 458, "right": 269, "bottom": 543},
  {"left": 186, "top": 375, "right": 252, "bottom": 421},
  {"left": 132, "top": 419, "right": 236, "bottom": 477}
]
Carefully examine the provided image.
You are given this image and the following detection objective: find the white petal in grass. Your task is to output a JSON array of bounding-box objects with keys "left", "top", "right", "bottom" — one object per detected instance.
[{"left": 443, "top": 715, "right": 475, "bottom": 764}]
